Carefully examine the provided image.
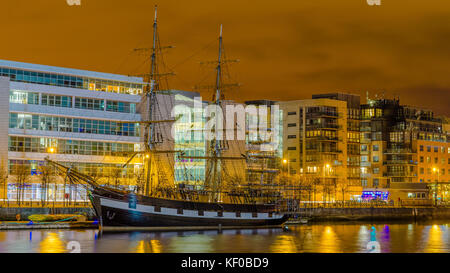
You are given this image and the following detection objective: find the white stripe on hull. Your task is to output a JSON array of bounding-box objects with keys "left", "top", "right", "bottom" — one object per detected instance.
[{"left": 99, "top": 197, "right": 284, "bottom": 220}]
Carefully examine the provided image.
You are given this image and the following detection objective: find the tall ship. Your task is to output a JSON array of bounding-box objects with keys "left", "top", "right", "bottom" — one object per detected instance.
[{"left": 46, "top": 7, "right": 288, "bottom": 229}]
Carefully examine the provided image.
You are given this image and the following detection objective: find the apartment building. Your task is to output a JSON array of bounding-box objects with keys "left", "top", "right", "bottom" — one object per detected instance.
[
  {"left": 360, "top": 97, "right": 449, "bottom": 203},
  {"left": 279, "top": 97, "right": 362, "bottom": 202}
]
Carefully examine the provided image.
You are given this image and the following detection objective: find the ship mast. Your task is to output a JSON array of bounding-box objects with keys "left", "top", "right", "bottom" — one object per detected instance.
[
  {"left": 210, "top": 25, "right": 224, "bottom": 202},
  {"left": 177, "top": 25, "right": 245, "bottom": 201},
  {"left": 144, "top": 5, "right": 159, "bottom": 196}
]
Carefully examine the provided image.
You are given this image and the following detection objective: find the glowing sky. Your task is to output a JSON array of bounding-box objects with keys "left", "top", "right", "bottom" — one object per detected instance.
[{"left": 1, "top": 0, "right": 449, "bottom": 115}]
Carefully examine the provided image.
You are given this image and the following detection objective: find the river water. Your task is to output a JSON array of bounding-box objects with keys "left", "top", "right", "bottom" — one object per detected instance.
[{"left": 0, "top": 221, "right": 448, "bottom": 253}]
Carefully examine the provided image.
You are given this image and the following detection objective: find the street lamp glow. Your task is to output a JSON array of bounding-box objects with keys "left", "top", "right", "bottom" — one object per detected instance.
[
  {"left": 283, "top": 159, "right": 288, "bottom": 164},
  {"left": 48, "top": 147, "right": 55, "bottom": 153}
]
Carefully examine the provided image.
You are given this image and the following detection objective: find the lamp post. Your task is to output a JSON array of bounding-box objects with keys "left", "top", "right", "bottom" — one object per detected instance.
[
  {"left": 323, "top": 163, "right": 330, "bottom": 206},
  {"left": 432, "top": 167, "right": 440, "bottom": 207},
  {"left": 47, "top": 147, "right": 56, "bottom": 209},
  {"left": 282, "top": 158, "right": 291, "bottom": 209},
  {"left": 282, "top": 158, "right": 290, "bottom": 174}
]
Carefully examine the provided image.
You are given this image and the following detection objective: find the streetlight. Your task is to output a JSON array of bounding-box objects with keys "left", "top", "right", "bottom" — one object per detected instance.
[
  {"left": 282, "top": 158, "right": 291, "bottom": 205},
  {"left": 47, "top": 147, "right": 56, "bottom": 154},
  {"left": 323, "top": 163, "right": 331, "bottom": 206},
  {"left": 282, "top": 158, "right": 290, "bottom": 174},
  {"left": 432, "top": 167, "right": 440, "bottom": 207}
]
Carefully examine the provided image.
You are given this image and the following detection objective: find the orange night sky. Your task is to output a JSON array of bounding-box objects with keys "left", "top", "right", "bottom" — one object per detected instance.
[{"left": 1, "top": 0, "right": 449, "bottom": 115}]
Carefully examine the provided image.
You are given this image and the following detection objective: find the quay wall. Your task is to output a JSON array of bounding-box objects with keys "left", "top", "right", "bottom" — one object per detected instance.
[
  {"left": 292, "top": 207, "right": 450, "bottom": 222},
  {"left": 1, "top": 207, "right": 450, "bottom": 222},
  {"left": 0, "top": 207, "right": 95, "bottom": 221}
]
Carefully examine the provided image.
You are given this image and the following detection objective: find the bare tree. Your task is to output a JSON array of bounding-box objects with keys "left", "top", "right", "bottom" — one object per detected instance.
[
  {"left": 0, "top": 159, "right": 8, "bottom": 206},
  {"left": 38, "top": 165, "right": 53, "bottom": 207},
  {"left": 0, "top": 158, "right": 8, "bottom": 204},
  {"left": 108, "top": 167, "right": 122, "bottom": 189},
  {"left": 134, "top": 168, "right": 145, "bottom": 194},
  {"left": 338, "top": 180, "right": 350, "bottom": 205},
  {"left": 12, "top": 164, "right": 30, "bottom": 206}
]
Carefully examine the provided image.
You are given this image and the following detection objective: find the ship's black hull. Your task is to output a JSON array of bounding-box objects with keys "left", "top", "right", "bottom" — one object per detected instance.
[
  {"left": 90, "top": 190, "right": 288, "bottom": 228},
  {"left": 98, "top": 205, "right": 288, "bottom": 227}
]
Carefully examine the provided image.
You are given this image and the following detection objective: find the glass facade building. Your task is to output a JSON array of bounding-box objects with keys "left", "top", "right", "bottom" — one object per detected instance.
[{"left": 0, "top": 59, "right": 145, "bottom": 203}]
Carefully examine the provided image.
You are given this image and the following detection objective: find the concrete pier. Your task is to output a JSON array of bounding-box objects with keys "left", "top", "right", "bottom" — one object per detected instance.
[
  {"left": 287, "top": 207, "right": 450, "bottom": 222},
  {"left": 0, "top": 221, "right": 98, "bottom": 230},
  {"left": 0, "top": 207, "right": 95, "bottom": 221}
]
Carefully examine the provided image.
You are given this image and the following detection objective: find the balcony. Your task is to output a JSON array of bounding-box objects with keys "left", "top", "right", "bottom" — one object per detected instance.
[
  {"left": 305, "top": 149, "right": 342, "bottom": 154},
  {"left": 306, "top": 124, "right": 340, "bottom": 130},
  {"left": 386, "top": 172, "right": 417, "bottom": 177},
  {"left": 385, "top": 160, "right": 418, "bottom": 165},
  {"left": 307, "top": 112, "right": 339, "bottom": 118},
  {"left": 385, "top": 148, "right": 414, "bottom": 154},
  {"left": 305, "top": 136, "right": 340, "bottom": 141}
]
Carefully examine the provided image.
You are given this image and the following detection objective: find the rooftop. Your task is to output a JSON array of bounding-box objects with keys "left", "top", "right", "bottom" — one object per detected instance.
[{"left": 0, "top": 59, "right": 144, "bottom": 84}]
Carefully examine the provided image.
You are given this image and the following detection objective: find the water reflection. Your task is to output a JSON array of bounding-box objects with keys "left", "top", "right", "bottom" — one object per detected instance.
[
  {"left": 319, "top": 226, "right": 340, "bottom": 253},
  {"left": 423, "top": 225, "right": 447, "bottom": 253},
  {"left": 270, "top": 235, "right": 298, "bottom": 253},
  {"left": 135, "top": 240, "right": 162, "bottom": 253},
  {"left": 39, "top": 232, "right": 66, "bottom": 253},
  {"left": 0, "top": 222, "right": 448, "bottom": 253}
]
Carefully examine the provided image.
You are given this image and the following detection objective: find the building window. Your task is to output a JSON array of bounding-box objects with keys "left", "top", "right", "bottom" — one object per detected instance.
[
  {"left": 287, "top": 135, "right": 297, "bottom": 139},
  {"left": 8, "top": 136, "right": 135, "bottom": 156},
  {"left": 373, "top": 156, "right": 379, "bottom": 163},
  {"left": 373, "top": 168, "right": 380, "bottom": 174},
  {"left": 420, "top": 156, "right": 424, "bottom": 163},
  {"left": 362, "top": 179, "right": 368, "bottom": 187},
  {"left": 0, "top": 67, "right": 144, "bottom": 95},
  {"left": 287, "top": 111, "right": 296, "bottom": 115},
  {"left": 287, "top": 147, "right": 296, "bottom": 150},
  {"left": 434, "top": 146, "right": 438, "bottom": 153},
  {"left": 373, "top": 145, "right": 379, "bottom": 151},
  {"left": 106, "top": 101, "right": 136, "bottom": 114},
  {"left": 9, "top": 90, "right": 39, "bottom": 105},
  {"left": 287, "top": 123, "right": 297, "bottom": 127},
  {"left": 9, "top": 113, "right": 140, "bottom": 137},
  {"left": 41, "top": 94, "right": 72, "bottom": 108},
  {"left": 420, "top": 168, "right": 424, "bottom": 174},
  {"left": 75, "top": 97, "right": 105, "bottom": 111},
  {"left": 427, "top": 146, "right": 431, "bottom": 152},
  {"left": 373, "top": 179, "right": 379, "bottom": 187},
  {"left": 420, "top": 145, "right": 424, "bottom": 151}
]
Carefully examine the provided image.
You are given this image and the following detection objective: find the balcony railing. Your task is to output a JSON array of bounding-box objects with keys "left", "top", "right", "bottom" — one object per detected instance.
[
  {"left": 385, "top": 160, "right": 418, "bottom": 165},
  {"left": 385, "top": 148, "right": 414, "bottom": 154},
  {"left": 386, "top": 172, "right": 417, "bottom": 177},
  {"left": 306, "top": 112, "right": 339, "bottom": 118},
  {"left": 305, "top": 136, "right": 340, "bottom": 141},
  {"left": 306, "top": 124, "right": 340, "bottom": 130}
]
